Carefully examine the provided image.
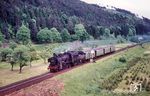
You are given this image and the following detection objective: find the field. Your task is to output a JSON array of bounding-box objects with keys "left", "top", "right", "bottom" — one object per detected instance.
[{"left": 54, "top": 43, "right": 150, "bottom": 96}]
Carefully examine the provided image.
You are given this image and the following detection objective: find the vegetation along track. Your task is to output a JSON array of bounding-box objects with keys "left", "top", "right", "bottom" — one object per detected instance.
[{"left": 0, "top": 43, "right": 140, "bottom": 96}]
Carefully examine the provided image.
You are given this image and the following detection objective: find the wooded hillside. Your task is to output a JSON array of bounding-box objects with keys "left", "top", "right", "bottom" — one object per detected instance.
[{"left": 0, "top": 0, "right": 150, "bottom": 43}]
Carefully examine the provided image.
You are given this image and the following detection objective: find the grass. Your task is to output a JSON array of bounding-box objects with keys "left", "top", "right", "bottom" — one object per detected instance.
[
  {"left": 0, "top": 62, "right": 11, "bottom": 69},
  {"left": 32, "top": 43, "right": 60, "bottom": 51},
  {"left": 0, "top": 61, "right": 49, "bottom": 87},
  {"left": 55, "top": 43, "right": 150, "bottom": 96}
]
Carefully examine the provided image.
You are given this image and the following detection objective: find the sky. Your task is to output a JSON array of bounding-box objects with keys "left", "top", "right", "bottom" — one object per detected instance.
[{"left": 81, "top": 0, "right": 150, "bottom": 19}]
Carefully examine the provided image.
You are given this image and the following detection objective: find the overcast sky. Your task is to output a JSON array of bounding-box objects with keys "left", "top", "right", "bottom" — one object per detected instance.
[{"left": 81, "top": 0, "right": 150, "bottom": 18}]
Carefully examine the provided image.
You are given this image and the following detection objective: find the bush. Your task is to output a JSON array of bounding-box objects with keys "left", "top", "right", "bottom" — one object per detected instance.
[
  {"left": 125, "top": 80, "right": 129, "bottom": 85},
  {"left": 119, "top": 56, "right": 127, "bottom": 63},
  {"left": 0, "top": 31, "right": 4, "bottom": 41}
]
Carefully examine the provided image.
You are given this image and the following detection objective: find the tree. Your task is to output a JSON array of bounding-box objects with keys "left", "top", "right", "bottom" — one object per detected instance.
[
  {"left": 69, "top": 16, "right": 79, "bottom": 24},
  {"left": 39, "top": 50, "right": 49, "bottom": 64},
  {"left": 29, "top": 19, "right": 38, "bottom": 41},
  {"left": 0, "top": 44, "right": 16, "bottom": 71},
  {"left": 95, "top": 26, "right": 104, "bottom": 39},
  {"left": 61, "top": 28, "right": 71, "bottom": 42},
  {"left": 16, "top": 24, "right": 31, "bottom": 45},
  {"left": 50, "top": 28, "right": 62, "bottom": 43},
  {"left": 128, "top": 27, "right": 136, "bottom": 38},
  {"left": 70, "top": 34, "right": 78, "bottom": 42},
  {"left": 67, "top": 18, "right": 74, "bottom": 33},
  {"left": 104, "top": 28, "right": 111, "bottom": 38},
  {"left": 0, "top": 31, "right": 4, "bottom": 41},
  {"left": 37, "top": 28, "right": 52, "bottom": 43},
  {"left": 14, "top": 45, "right": 30, "bottom": 73},
  {"left": 9, "top": 42, "right": 17, "bottom": 50},
  {"left": 0, "top": 48, "right": 13, "bottom": 61},
  {"left": 28, "top": 45, "right": 38, "bottom": 67},
  {"left": 1, "top": 23, "right": 11, "bottom": 40},
  {"left": 74, "top": 24, "right": 90, "bottom": 42},
  {"left": 117, "top": 35, "right": 126, "bottom": 43},
  {"left": 120, "top": 24, "right": 130, "bottom": 37},
  {"left": 80, "top": 31, "right": 90, "bottom": 42},
  {"left": 8, "top": 25, "right": 15, "bottom": 39},
  {"left": 0, "top": 41, "right": 2, "bottom": 47},
  {"left": 61, "top": 14, "right": 68, "bottom": 25},
  {"left": 128, "top": 28, "right": 134, "bottom": 37},
  {"left": 6, "top": 53, "right": 16, "bottom": 71}
]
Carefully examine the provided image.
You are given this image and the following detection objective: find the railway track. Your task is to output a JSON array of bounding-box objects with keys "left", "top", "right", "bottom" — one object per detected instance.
[{"left": 0, "top": 44, "right": 138, "bottom": 96}]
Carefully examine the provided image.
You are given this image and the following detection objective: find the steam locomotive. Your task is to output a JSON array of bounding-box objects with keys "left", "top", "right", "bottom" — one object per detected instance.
[{"left": 48, "top": 45, "right": 115, "bottom": 72}]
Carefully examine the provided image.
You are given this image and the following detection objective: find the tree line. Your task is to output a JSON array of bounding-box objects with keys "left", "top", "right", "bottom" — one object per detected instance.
[{"left": 0, "top": 22, "right": 137, "bottom": 45}]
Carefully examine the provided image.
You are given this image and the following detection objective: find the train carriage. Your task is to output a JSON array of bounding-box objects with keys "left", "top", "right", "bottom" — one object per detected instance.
[
  {"left": 83, "top": 50, "right": 91, "bottom": 60},
  {"left": 110, "top": 45, "right": 115, "bottom": 52},
  {"left": 95, "top": 48, "right": 104, "bottom": 57},
  {"left": 83, "top": 49, "right": 97, "bottom": 60},
  {"left": 103, "top": 46, "right": 111, "bottom": 54}
]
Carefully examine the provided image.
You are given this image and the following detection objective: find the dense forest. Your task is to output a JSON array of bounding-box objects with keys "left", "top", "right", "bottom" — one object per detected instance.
[{"left": 0, "top": 0, "right": 150, "bottom": 43}]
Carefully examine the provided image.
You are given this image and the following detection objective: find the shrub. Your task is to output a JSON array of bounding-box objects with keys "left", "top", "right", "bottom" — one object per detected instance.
[
  {"left": 125, "top": 76, "right": 129, "bottom": 80},
  {"left": 125, "top": 80, "right": 129, "bottom": 85},
  {"left": 119, "top": 56, "right": 127, "bottom": 63}
]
